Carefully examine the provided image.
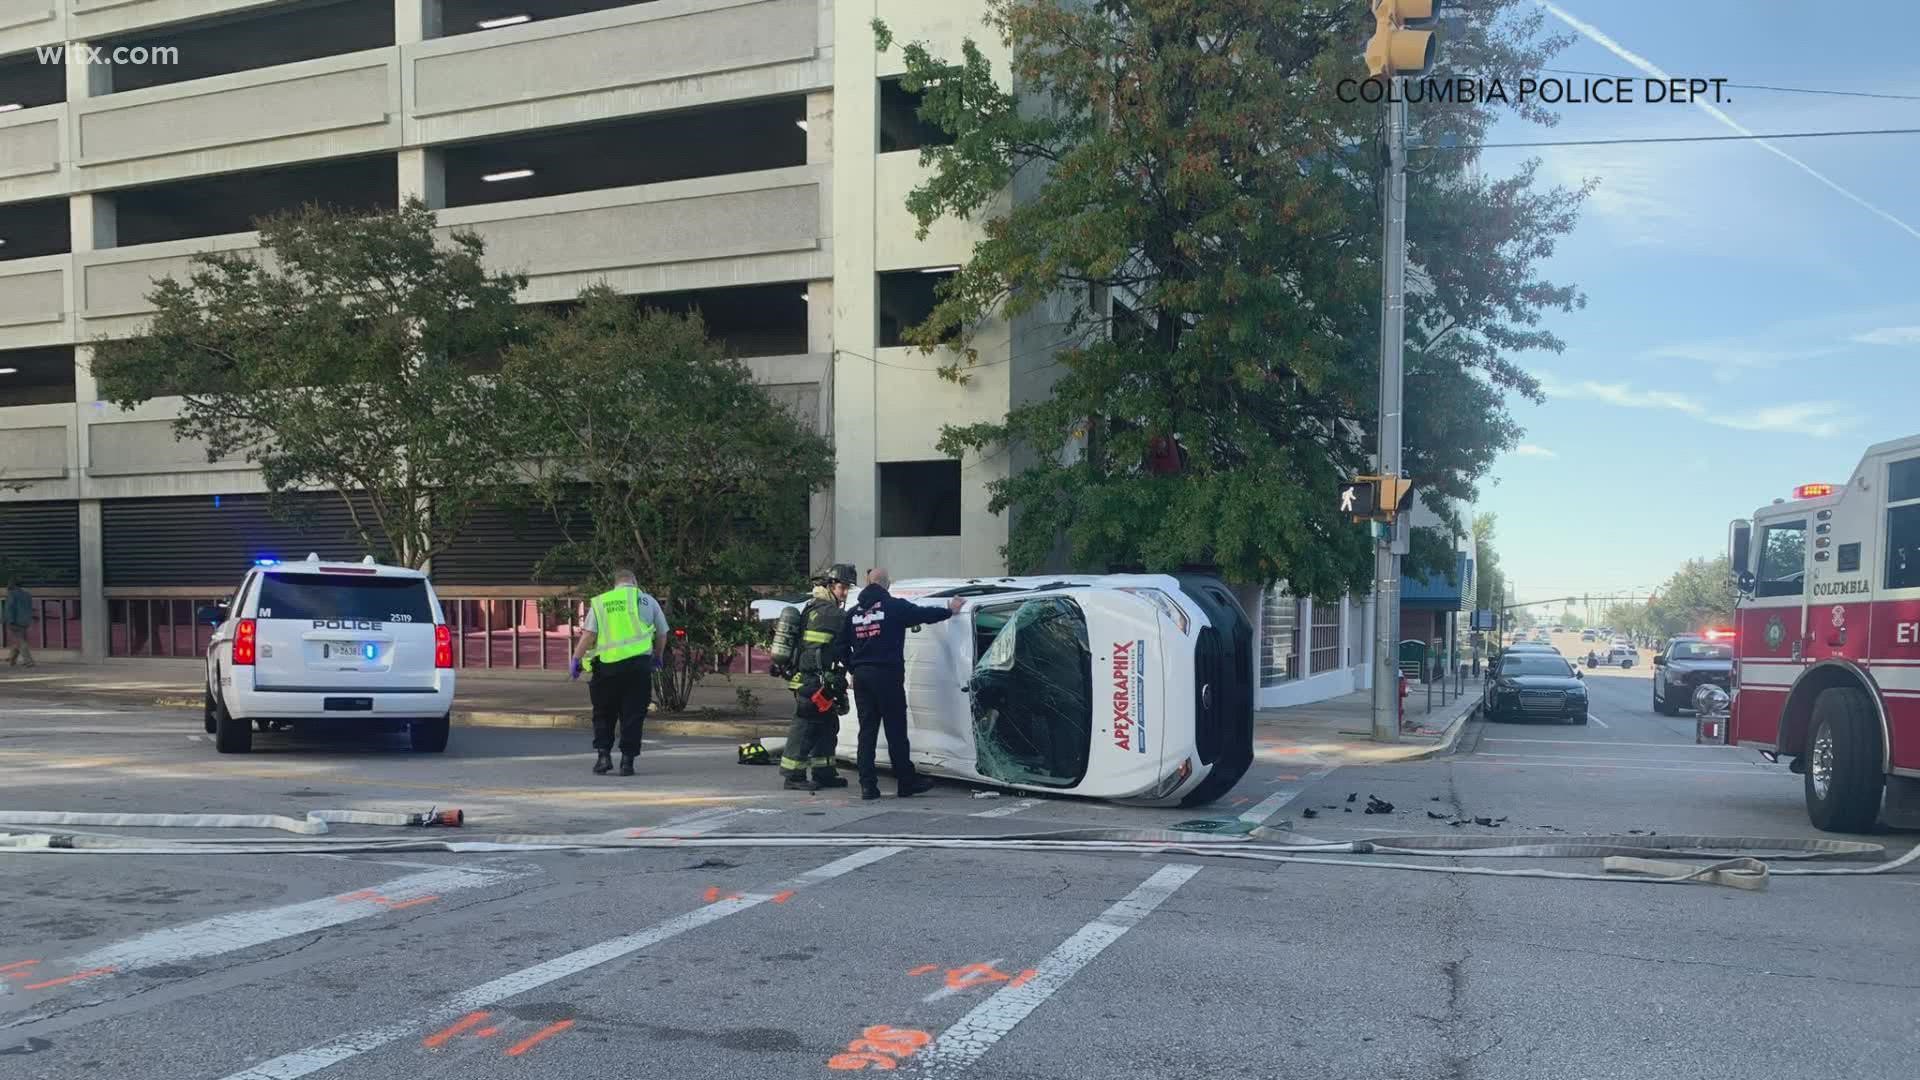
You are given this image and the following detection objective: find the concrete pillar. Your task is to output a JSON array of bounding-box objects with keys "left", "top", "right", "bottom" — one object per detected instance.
[
  {"left": 806, "top": 279, "right": 834, "bottom": 573},
  {"left": 395, "top": 0, "right": 442, "bottom": 44},
  {"left": 830, "top": 0, "right": 879, "bottom": 576},
  {"left": 398, "top": 148, "right": 445, "bottom": 209},
  {"left": 65, "top": 39, "right": 112, "bottom": 98},
  {"left": 78, "top": 499, "right": 106, "bottom": 661}
]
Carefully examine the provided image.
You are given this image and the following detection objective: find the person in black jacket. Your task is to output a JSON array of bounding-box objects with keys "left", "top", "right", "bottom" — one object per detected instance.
[{"left": 838, "top": 568, "right": 964, "bottom": 800}]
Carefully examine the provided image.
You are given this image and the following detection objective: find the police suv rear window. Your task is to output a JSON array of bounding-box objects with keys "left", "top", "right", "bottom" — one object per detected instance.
[{"left": 255, "top": 574, "right": 434, "bottom": 623}]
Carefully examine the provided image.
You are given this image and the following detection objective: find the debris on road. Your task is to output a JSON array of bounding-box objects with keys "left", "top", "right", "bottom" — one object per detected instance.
[
  {"left": 1346, "top": 793, "right": 1358, "bottom": 803},
  {"left": 1302, "top": 808, "right": 1319, "bottom": 819},
  {"left": 1364, "top": 796, "right": 1395, "bottom": 815},
  {"left": 1427, "top": 810, "right": 1449, "bottom": 820},
  {"left": 971, "top": 791, "right": 1001, "bottom": 800}
]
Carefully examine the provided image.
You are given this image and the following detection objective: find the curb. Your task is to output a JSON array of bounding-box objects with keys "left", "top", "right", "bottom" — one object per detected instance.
[
  {"left": 452, "top": 710, "right": 786, "bottom": 739},
  {"left": 41, "top": 689, "right": 789, "bottom": 741},
  {"left": 1400, "top": 699, "right": 1479, "bottom": 761}
]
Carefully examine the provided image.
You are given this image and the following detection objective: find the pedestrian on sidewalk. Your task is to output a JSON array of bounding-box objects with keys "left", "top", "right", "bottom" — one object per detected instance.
[
  {"left": 569, "top": 568, "right": 670, "bottom": 776},
  {"left": 779, "top": 563, "right": 856, "bottom": 792},
  {"left": 839, "top": 568, "right": 963, "bottom": 800},
  {"left": 4, "top": 577, "right": 33, "bottom": 668}
]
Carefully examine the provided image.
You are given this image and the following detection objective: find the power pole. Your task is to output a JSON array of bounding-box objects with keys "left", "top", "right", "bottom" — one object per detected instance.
[
  {"left": 1369, "top": 86, "right": 1408, "bottom": 743},
  {"left": 1363, "top": 0, "right": 1436, "bottom": 743}
]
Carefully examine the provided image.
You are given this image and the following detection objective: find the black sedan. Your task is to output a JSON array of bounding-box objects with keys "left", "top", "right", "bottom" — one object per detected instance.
[
  {"left": 1652, "top": 638, "right": 1733, "bottom": 715},
  {"left": 1483, "top": 652, "right": 1589, "bottom": 724}
]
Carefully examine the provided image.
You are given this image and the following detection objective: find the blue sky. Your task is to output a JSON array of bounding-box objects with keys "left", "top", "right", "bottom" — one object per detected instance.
[{"left": 1466, "top": 0, "right": 1920, "bottom": 608}]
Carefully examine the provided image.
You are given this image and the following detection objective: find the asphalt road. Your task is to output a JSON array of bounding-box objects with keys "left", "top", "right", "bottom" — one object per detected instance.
[{"left": 2, "top": 671, "right": 1916, "bottom": 1080}]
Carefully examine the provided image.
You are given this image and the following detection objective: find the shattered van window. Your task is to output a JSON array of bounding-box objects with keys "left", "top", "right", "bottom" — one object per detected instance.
[{"left": 969, "top": 597, "right": 1092, "bottom": 787}]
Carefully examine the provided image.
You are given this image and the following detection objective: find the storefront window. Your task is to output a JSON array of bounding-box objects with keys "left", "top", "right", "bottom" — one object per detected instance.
[{"left": 1260, "top": 590, "right": 1300, "bottom": 686}]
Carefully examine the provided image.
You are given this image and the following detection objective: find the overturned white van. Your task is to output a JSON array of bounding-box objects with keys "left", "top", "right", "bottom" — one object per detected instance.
[{"left": 831, "top": 573, "right": 1255, "bottom": 807}]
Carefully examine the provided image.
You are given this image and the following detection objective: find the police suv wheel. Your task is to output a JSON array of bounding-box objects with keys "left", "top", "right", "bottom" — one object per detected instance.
[
  {"left": 1804, "top": 686, "right": 1883, "bottom": 833},
  {"left": 213, "top": 695, "right": 251, "bottom": 754},
  {"left": 203, "top": 684, "right": 218, "bottom": 734},
  {"left": 410, "top": 714, "right": 451, "bottom": 754},
  {"left": 1654, "top": 682, "right": 1679, "bottom": 716}
]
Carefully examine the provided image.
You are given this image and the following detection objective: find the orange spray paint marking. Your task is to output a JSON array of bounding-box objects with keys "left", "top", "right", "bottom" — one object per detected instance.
[
  {"left": 1008, "top": 969, "right": 1037, "bottom": 989},
  {"left": 475, "top": 1027, "right": 501, "bottom": 1038},
  {"left": 422, "top": 1010, "right": 491, "bottom": 1048},
  {"left": 504, "top": 1019, "right": 575, "bottom": 1057},
  {"left": 906, "top": 964, "right": 938, "bottom": 977},
  {"left": 828, "top": 1025, "right": 930, "bottom": 1070},
  {"left": 769, "top": 890, "right": 795, "bottom": 904},
  {"left": 943, "top": 962, "right": 1013, "bottom": 992},
  {"left": 337, "top": 890, "right": 379, "bottom": 903},
  {"left": 0, "top": 960, "right": 40, "bottom": 974},
  {"left": 1276, "top": 773, "right": 1301, "bottom": 780},
  {"left": 382, "top": 895, "right": 440, "bottom": 911},
  {"left": 23, "top": 967, "right": 116, "bottom": 991},
  {"left": 828, "top": 1051, "right": 898, "bottom": 1070},
  {"left": 703, "top": 886, "right": 721, "bottom": 903}
]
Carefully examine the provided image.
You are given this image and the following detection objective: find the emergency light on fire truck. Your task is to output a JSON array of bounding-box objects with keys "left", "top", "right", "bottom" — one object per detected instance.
[{"left": 1792, "top": 483, "right": 1836, "bottom": 499}]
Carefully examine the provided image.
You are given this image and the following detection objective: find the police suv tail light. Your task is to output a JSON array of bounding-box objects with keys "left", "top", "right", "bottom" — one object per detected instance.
[
  {"left": 434, "top": 624, "right": 453, "bottom": 669},
  {"left": 233, "top": 619, "right": 257, "bottom": 666}
]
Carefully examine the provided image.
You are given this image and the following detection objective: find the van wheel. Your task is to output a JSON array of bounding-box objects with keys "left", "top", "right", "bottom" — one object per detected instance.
[
  {"left": 203, "top": 684, "right": 218, "bottom": 734},
  {"left": 410, "top": 714, "right": 450, "bottom": 753},
  {"left": 1804, "top": 686, "right": 1883, "bottom": 833},
  {"left": 213, "top": 697, "right": 252, "bottom": 754}
]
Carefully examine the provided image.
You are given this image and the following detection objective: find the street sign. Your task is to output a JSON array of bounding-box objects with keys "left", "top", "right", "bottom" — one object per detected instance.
[{"left": 1470, "top": 609, "right": 1496, "bottom": 632}]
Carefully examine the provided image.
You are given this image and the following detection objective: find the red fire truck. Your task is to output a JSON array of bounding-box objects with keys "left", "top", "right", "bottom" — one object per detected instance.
[{"left": 1727, "top": 438, "right": 1920, "bottom": 832}]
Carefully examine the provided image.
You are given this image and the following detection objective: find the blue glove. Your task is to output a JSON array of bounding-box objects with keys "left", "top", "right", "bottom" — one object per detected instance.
[{"left": 569, "top": 656, "right": 583, "bottom": 681}]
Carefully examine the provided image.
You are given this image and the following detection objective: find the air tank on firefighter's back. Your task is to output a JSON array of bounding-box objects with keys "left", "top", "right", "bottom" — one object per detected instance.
[{"left": 768, "top": 605, "right": 805, "bottom": 675}]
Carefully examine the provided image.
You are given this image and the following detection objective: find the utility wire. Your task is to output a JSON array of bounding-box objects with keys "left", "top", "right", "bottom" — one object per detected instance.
[
  {"left": 1541, "top": 68, "right": 1920, "bottom": 103},
  {"left": 1423, "top": 126, "right": 1920, "bottom": 150}
]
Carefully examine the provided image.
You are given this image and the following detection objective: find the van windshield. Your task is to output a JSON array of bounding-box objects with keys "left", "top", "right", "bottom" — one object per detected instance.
[
  {"left": 256, "top": 573, "right": 435, "bottom": 623},
  {"left": 968, "top": 597, "right": 1092, "bottom": 788}
]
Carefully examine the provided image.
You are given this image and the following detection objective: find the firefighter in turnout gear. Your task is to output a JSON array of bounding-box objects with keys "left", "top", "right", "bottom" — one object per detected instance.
[{"left": 778, "top": 563, "right": 856, "bottom": 791}]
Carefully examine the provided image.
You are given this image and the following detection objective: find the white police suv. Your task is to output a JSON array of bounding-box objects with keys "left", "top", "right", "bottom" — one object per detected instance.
[{"left": 201, "top": 554, "right": 456, "bottom": 754}]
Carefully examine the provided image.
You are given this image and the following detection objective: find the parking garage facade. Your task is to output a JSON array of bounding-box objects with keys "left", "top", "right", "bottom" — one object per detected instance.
[{"left": 0, "top": 0, "right": 1049, "bottom": 661}]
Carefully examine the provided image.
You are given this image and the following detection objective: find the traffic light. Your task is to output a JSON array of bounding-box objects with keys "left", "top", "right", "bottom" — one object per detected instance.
[
  {"left": 1343, "top": 475, "right": 1414, "bottom": 522},
  {"left": 1364, "top": 0, "right": 1437, "bottom": 78}
]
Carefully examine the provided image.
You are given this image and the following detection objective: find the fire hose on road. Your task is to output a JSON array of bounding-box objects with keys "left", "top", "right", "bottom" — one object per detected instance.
[{"left": 0, "top": 808, "right": 1915, "bottom": 891}]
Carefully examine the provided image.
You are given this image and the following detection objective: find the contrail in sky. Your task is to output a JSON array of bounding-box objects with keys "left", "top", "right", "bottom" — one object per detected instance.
[{"left": 1539, "top": 0, "right": 1920, "bottom": 243}]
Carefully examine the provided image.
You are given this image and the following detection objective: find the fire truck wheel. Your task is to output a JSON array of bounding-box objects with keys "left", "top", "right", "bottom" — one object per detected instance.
[{"left": 1804, "top": 686, "right": 1884, "bottom": 833}]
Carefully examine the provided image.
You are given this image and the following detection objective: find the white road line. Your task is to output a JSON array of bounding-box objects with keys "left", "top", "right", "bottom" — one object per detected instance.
[
  {"left": 970, "top": 799, "right": 1041, "bottom": 819},
  {"left": 1457, "top": 759, "right": 1771, "bottom": 775},
  {"left": 917, "top": 863, "right": 1201, "bottom": 1074},
  {"left": 216, "top": 846, "right": 903, "bottom": 1080},
  {"left": 1587, "top": 716, "right": 1610, "bottom": 729},
  {"left": 1483, "top": 739, "right": 1734, "bottom": 749},
  {"left": 65, "top": 867, "right": 520, "bottom": 974},
  {"left": 1475, "top": 752, "right": 1764, "bottom": 767},
  {"left": 1241, "top": 760, "right": 1338, "bottom": 825}
]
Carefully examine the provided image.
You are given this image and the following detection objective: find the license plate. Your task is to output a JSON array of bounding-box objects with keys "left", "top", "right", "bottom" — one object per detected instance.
[{"left": 321, "top": 641, "right": 364, "bottom": 660}]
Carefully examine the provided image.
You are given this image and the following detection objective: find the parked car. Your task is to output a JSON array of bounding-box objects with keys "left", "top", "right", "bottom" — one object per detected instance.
[
  {"left": 200, "top": 554, "right": 455, "bottom": 754},
  {"left": 1652, "top": 636, "right": 1733, "bottom": 715},
  {"left": 1580, "top": 629, "right": 1596, "bottom": 642},
  {"left": 1607, "top": 643, "right": 1636, "bottom": 669},
  {"left": 1484, "top": 651, "right": 1589, "bottom": 724}
]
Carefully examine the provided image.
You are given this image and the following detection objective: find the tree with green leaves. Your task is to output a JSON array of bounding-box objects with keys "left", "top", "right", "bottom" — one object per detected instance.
[
  {"left": 91, "top": 199, "right": 530, "bottom": 568},
  {"left": 1643, "top": 556, "right": 1737, "bottom": 639},
  {"left": 501, "top": 288, "right": 835, "bottom": 711},
  {"left": 1472, "top": 511, "right": 1505, "bottom": 615},
  {"left": 877, "top": 0, "right": 1585, "bottom": 595}
]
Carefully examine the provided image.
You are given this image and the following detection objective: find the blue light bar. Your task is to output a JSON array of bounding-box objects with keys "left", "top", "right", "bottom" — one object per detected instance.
[{"left": 254, "top": 558, "right": 279, "bottom": 566}]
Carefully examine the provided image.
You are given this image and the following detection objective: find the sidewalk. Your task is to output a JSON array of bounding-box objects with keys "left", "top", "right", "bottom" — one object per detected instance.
[
  {"left": 1254, "top": 684, "right": 1477, "bottom": 766},
  {"left": 0, "top": 656, "right": 794, "bottom": 738},
  {"left": 3, "top": 657, "right": 1479, "bottom": 760}
]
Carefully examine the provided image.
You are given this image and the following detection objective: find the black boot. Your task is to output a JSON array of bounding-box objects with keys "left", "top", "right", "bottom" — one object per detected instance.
[
  {"left": 897, "top": 775, "right": 936, "bottom": 797},
  {"left": 860, "top": 783, "right": 882, "bottom": 801},
  {"left": 618, "top": 753, "right": 636, "bottom": 776},
  {"left": 784, "top": 773, "right": 819, "bottom": 792},
  {"left": 813, "top": 772, "right": 849, "bottom": 789},
  {"left": 592, "top": 751, "right": 613, "bottom": 775}
]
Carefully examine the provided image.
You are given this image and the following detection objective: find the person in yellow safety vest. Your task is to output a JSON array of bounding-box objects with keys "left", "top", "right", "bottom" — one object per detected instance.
[
  {"left": 781, "top": 563, "right": 856, "bottom": 791},
  {"left": 568, "top": 567, "right": 671, "bottom": 776}
]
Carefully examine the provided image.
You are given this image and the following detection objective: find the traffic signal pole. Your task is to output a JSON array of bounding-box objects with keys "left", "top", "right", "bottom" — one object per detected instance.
[{"left": 1370, "top": 85, "right": 1408, "bottom": 743}]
